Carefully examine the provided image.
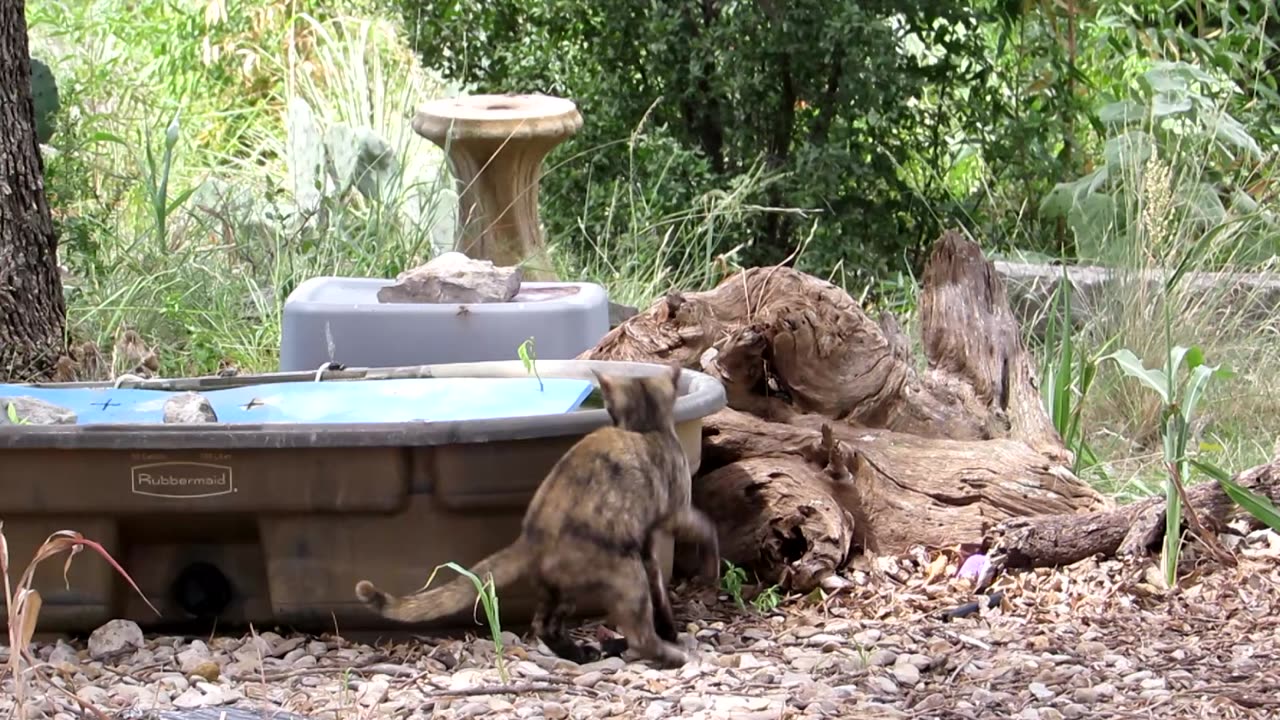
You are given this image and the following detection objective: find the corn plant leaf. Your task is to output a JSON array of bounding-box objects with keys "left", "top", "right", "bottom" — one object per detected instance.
[
  {"left": 1170, "top": 345, "right": 1202, "bottom": 373},
  {"left": 1191, "top": 459, "right": 1280, "bottom": 533},
  {"left": 1102, "top": 348, "right": 1169, "bottom": 404},
  {"left": 1183, "top": 362, "right": 1232, "bottom": 436}
]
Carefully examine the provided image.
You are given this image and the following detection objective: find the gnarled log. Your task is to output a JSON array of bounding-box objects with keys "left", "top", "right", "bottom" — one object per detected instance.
[
  {"left": 984, "top": 448, "right": 1280, "bottom": 570},
  {"left": 693, "top": 408, "right": 1108, "bottom": 591},
  {"left": 582, "top": 230, "right": 1107, "bottom": 592}
]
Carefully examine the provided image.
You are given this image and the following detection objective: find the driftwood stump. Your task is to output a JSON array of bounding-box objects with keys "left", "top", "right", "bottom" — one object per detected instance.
[{"left": 581, "top": 230, "right": 1115, "bottom": 592}]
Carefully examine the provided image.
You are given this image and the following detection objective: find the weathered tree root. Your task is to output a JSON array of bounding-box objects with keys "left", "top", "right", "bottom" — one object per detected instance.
[
  {"left": 983, "top": 450, "right": 1280, "bottom": 571},
  {"left": 582, "top": 229, "right": 1112, "bottom": 592}
]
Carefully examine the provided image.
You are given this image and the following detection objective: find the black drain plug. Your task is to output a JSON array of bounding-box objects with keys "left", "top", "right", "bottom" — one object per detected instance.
[{"left": 171, "top": 561, "right": 234, "bottom": 619}]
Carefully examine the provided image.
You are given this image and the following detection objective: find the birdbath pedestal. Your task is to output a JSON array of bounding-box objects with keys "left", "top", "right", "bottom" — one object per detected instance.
[{"left": 413, "top": 94, "right": 582, "bottom": 282}]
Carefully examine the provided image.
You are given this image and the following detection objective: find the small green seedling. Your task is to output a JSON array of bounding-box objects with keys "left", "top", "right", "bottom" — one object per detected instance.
[
  {"left": 720, "top": 560, "right": 782, "bottom": 613},
  {"left": 419, "top": 561, "right": 508, "bottom": 682},
  {"left": 751, "top": 585, "right": 783, "bottom": 613},
  {"left": 517, "top": 337, "right": 543, "bottom": 392},
  {"left": 721, "top": 560, "right": 748, "bottom": 609},
  {"left": 5, "top": 402, "right": 28, "bottom": 425}
]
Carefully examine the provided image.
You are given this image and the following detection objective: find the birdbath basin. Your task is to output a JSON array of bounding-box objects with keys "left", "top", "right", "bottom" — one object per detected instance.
[{"left": 413, "top": 94, "right": 582, "bottom": 281}]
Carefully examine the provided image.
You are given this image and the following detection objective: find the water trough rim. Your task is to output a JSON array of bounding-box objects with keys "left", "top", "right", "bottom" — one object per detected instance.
[{"left": 0, "top": 359, "right": 727, "bottom": 450}]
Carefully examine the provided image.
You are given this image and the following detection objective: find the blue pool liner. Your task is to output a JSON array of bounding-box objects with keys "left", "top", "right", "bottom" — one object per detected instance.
[{"left": 0, "top": 377, "right": 595, "bottom": 425}]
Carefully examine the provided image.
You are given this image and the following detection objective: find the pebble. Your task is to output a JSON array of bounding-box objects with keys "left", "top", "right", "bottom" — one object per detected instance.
[
  {"left": 87, "top": 619, "right": 144, "bottom": 659},
  {"left": 868, "top": 675, "right": 899, "bottom": 694},
  {"left": 680, "top": 696, "right": 708, "bottom": 712},
  {"left": 579, "top": 656, "right": 626, "bottom": 673},
  {"left": 899, "top": 652, "right": 932, "bottom": 670},
  {"left": 1029, "top": 682, "right": 1056, "bottom": 700},
  {"left": 75, "top": 686, "right": 109, "bottom": 705},
  {"left": 891, "top": 664, "right": 921, "bottom": 686},
  {"left": 455, "top": 702, "right": 490, "bottom": 719},
  {"left": 854, "top": 629, "right": 882, "bottom": 645},
  {"left": 869, "top": 649, "right": 898, "bottom": 666},
  {"left": 644, "top": 701, "right": 673, "bottom": 718}
]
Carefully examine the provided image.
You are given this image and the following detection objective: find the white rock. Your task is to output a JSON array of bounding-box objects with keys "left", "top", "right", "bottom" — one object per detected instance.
[
  {"left": 112, "top": 683, "right": 168, "bottom": 707},
  {"left": 455, "top": 702, "right": 489, "bottom": 719},
  {"left": 516, "top": 660, "right": 549, "bottom": 677},
  {"left": 377, "top": 251, "right": 523, "bottom": 304},
  {"left": 171, "top": 686, "right": 232, "bottom": 709},
  {"left": 1030, "top": 681, "right": 1056, "bottom": 700},
  {"left": 163, "top": 392, "right": 218, "bottom": 423},
  {"left": 177, "top": 640, "right": 213, "bottom": 673},
  {"left": 171, "top": 687, "right": 208, "bottom": 709},
  {"left": 892, "top": 663, "right": 921, "bottom": 686},
  {"left": 357, "top": 678, "right": 390, "bottom": 707},
  {"left": 75, "top": 686, "right": 109, "bottom": 706},
  {"left": 644, "top": 701, "right": 673, "bottom": 719},
  {"left": 868, "top": 675, "right": 899, "bottom": 694},
  {"left": 87, "top": 619, "right": 144, "bottom": 659},
  {"left": 680, "top": 696, "right": 708, "bottom": 713},
  {"left": 48, "top": 640, "right": 78, "bottom": 664},
  {"left": 448, "top": 668, "right": 489, "bottom": 690},
  {"left": 578, "top": 656, "right": 625, "bottom": 673}
]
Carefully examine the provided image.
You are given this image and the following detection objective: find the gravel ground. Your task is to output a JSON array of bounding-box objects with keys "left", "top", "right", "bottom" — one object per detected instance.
[{"left": 4, "top": 526, "right": 1278, "bottom": 720}]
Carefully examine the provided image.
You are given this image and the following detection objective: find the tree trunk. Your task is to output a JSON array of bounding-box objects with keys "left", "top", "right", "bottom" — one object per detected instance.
[
  {"left": 0, "top": 0, "right": 66, "bottom": 381},
  {"left": 581, "top": 230, "right": 1110, "bottom": 593}
]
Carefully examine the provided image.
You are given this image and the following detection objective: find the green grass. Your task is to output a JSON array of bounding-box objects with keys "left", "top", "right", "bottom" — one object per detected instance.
[{"left": 29, "top": 0, "right": 756, "bottom": 379}]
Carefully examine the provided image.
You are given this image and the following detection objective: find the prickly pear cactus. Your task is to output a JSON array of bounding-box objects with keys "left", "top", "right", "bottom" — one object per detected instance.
[
  {"left": 285, "top": 97, "right": 326, "bottom": 216},
  {"left": 30, "top": 56, "right": 60, "bottom": 145},
  {"left": 324, "top": 123, "right": 360, "bottom": 197},
  {"left": 324, "top": 123, "right": 399, "bottom": 202}
]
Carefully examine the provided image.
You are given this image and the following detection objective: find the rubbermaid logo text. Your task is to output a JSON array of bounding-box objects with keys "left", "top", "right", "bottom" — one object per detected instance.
[{"left": 130, "top": 462, "right": 235, "bottom": 498}]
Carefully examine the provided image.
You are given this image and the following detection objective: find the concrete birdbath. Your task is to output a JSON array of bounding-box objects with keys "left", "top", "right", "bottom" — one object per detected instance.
[{"left": 413, "top": 94, "right": 582, "bottom": 282}]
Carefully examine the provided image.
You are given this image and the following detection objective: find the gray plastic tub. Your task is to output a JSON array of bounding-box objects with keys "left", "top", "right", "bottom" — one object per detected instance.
[
  {"left": 279, "top": 276, "right": 610, "bottom": 372},
  {"left": 0, "top": 360, "right": 726, "bottom": 634}
]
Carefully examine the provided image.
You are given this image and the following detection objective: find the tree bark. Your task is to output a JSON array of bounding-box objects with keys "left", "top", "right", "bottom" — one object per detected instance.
[
  {"left": 581, "top": 230, "right": 1108, "bottom": 592},
  {"left": 0, "top": 0, "right": 66, "bottom": 381}
]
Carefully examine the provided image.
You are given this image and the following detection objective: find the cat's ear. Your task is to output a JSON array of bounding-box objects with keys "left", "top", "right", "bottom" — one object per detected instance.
[{"left": 591, "top": 369, "right": 625, "bottom": 421}]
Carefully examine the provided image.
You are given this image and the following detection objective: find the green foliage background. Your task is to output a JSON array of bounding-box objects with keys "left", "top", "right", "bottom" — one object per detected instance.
[{"left": 389, "top": 0, "right": 1279, "bottom": 289}]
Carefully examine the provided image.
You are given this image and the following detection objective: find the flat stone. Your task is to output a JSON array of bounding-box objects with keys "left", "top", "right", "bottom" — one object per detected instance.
[
  {"left": 1, "top": 395, "right": 77, "bottom": 425},
  {"left": 376, "top": 251, "right": 522, "bottom": 304},
  {"left": 1029, "top": 682, "right": 1056, "bottom": 700}
]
